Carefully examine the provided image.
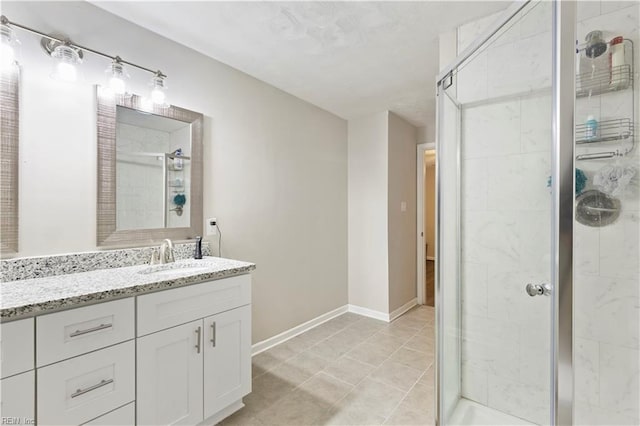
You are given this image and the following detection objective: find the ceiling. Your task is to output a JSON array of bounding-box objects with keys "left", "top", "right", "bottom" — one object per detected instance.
[{"left": 94, "top": 1, "right": 507, "bottom": 127}]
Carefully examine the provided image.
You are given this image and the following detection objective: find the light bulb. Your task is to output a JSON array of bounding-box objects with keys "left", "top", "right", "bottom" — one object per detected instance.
[
  {"left": 50, "top": 43, "right": 82, "bottom": 82},
  {"left": 56, "top": 61, "right": 77, "bottom": 82},
  {"left": 109, "top": 76, "right": 125, "bottom": 94},
  {"left": 105, "top": 58, "right": 128, "bottom": 95},
  {"left": 151, "top": 87, "right": 166, "bottom": 104},
  {"left": 149, "top": 72, "right": 167, "bottom": 105}
]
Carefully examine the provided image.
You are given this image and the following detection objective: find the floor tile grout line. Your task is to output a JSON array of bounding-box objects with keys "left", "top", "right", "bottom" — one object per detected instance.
[
  {"left": 246, "top": 308, "right": 435, "bottom": 425},
  {"left": 382, "top": 368, "right": 430, "bottom": 425},
  {"left": 248, "top": 315, "right": 372, "bottom": 418},
  {"left": 324, "top": 320, "right": 428, "bottom": 420},
  {"left": 252, "top": 315, "right": 367, "bottom": 381}
]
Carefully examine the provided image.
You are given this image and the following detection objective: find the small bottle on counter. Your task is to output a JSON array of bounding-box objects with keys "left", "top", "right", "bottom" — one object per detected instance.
[{"left": 194, "top": 236, "right": 203, "bottom": 260}]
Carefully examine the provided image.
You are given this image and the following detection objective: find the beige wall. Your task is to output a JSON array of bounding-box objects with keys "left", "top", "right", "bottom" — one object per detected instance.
[
  {"left": 347, "top": 112, "right": 390, "bottom": 314},
  {"left": 348, "top": 111, "right": 417, "bottom": 315},
  {"left": 5, "top": 1, "right": 348, "bottom": 344},
  {"left": 387, "top": 112, "right": 417, "bottom": 313}
]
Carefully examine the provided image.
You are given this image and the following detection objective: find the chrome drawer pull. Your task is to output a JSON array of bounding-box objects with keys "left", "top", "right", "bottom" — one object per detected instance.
[
  {"left": 195, "top": 326, "right": 202, "bottom": 354},
  {"left": 210, "top": 322, "right": 216, "bottom": 347},
  {"left": 71, "top": 378, "right": 114, "bottom": 398},
  {"left": 69, "top": 323, "right": 113, "bottom": 338}
]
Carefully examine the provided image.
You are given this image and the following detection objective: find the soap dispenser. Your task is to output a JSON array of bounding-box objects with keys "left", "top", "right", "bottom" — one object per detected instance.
[{"left": 194, "top": 236, "right": 203, "bottom": 260}]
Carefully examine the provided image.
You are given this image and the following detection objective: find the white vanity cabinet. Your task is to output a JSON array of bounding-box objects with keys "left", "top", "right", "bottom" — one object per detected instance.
[
  {"left": 0, "top": 370, "right": 35, "bottom": 423},
  {"left": 136, "top": 275, "right": 252, "bottom": 426},
  {"left": 137, "top": 320, "right": 204, "bottom": 425},
  {"left": 0, "top": 318, "right": 35, "bottom": 423},
  {"left": 0, "top": 272, "right": 252, "bottom": 426},
  {"left": 203, "top": 306, "right": 251, "bottom": 419}
]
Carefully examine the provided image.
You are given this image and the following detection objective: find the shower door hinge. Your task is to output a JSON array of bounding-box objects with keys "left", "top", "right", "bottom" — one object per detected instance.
[{"left": 442, "top": 71, "right": 453, "bottom": 90}]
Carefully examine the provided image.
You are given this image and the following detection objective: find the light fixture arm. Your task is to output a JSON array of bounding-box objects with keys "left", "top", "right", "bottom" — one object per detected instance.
[{"left": 1, "top": 14, "right": 165, "bottom": 78}]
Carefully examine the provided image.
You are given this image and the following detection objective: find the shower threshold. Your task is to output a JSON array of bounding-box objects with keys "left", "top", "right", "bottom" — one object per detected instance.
[{"left": 449, "top": 399, "right": 536, "bottom": 425}]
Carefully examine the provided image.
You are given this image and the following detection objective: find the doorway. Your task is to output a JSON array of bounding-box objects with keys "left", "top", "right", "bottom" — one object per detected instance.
[{"left": 416, "top": 142, "right": 435, "bottom": 306}]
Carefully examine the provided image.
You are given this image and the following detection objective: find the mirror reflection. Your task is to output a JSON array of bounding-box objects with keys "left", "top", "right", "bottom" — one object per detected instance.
[{"left": 115, "top": 106, "right": 191, "bottom": 230}]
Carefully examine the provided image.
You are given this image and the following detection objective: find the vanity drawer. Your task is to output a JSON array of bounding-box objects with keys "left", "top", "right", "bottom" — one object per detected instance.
[
  {"left": 0, "top": 370, "right": 35, "bottom": 422},
  {"left": 83, "top": 402, "right": 135, "bottom": 425},
  {"left": 36, "top": 298, "right": 134, "bottom": 367},
  {"left": 137, "top": 274, "right": 251, "bottom": 336},
  {"left": 37, "top": 340, "right": 135, "bottom": 426},
  {"left": 0, "top": 318, "right": 34, "bottom": 378}
]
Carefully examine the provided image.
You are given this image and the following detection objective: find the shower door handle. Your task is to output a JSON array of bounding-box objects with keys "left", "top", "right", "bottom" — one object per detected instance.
[{"left": 526, "top": 283, "right": 551, "bottom": 297}]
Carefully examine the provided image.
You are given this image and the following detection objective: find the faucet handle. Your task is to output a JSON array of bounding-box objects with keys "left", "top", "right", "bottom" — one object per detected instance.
[
  {"left": 150, "top": 250, "right": 160, "bottom": 265},
  {"left": 162, "top": 239, "right": 175, "bottom": 263}
]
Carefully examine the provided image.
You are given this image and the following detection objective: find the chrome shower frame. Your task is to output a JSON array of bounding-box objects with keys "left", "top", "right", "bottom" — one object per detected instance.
[{"left": 434, "top": 1, "right": 576, "bottom": 424}]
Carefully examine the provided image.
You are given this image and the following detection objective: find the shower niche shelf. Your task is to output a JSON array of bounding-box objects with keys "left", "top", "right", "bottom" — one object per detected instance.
[
  {"left": 576, "top": 64, "right": 632, "bottom": 98},
  {"left": 576, "top": 118, "right": 633, "bottom": 144}
]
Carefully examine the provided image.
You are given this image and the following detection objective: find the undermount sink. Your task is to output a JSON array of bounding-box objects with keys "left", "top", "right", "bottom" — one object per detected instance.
[{"left": 138, "top": 263, "right": 211, "bottom": 276}]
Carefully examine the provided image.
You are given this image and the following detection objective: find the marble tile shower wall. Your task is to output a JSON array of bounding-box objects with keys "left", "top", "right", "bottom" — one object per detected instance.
[
  {"left": 457, "top": 2, "right": 639, "bottom": 425},
  {"left": 573, "top": 3, "right": 640, "bottom": 425}
]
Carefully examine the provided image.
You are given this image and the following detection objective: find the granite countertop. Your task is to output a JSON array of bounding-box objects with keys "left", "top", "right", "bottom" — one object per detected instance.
[{"left": 1, "top": 257, "right": 255, "bottom": 321}]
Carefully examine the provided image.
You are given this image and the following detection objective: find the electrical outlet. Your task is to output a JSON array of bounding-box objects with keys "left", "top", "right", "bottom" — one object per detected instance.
[{"left": 207, "top": 217, "right": 217, "bottom": 236}]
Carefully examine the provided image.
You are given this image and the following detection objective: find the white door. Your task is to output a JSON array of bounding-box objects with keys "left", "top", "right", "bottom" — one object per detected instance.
[
  {"left": 203, "top": 306, "right": 251, "bottom": 419},
  {"left": 137, "top": 320, "right": 204, "bottom": 426}
]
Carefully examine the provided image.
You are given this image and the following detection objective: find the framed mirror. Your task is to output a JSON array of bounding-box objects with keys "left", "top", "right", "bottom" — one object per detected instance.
[
  {"left": 96, "top": 88, "right": 203, "bottom": 246},
  {"left": 0, "top": 66, "right": 19, "bottom": 256}
]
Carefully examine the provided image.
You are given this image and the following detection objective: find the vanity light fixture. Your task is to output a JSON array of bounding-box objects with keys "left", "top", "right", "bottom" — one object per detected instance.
[
  {"left": 0, "top": 14, "right": 168, "bottom": 101},
  {"left": 106, "top": 57, "right": 129, "bottom": 95},
  {"left": 43, "top": 39, "right": 83, "bottom": 82},
  {"left": 0, "top": 16, "right": 20, "bottom": 69},
  {"left": 150, "top": 71, "right": 167, "bottom": 105}
]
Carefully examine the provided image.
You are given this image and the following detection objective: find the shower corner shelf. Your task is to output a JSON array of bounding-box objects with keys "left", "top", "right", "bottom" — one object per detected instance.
[
  {"left": 576, "top": 64, "right": 632, "bottom": 98},
  {"left": 575, "top": 118, "right": 633, "bottom": 145}
]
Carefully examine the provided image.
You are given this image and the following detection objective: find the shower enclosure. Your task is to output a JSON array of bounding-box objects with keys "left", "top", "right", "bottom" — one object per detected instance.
[{"left": 436, "top": 1, "right": 639, "bottom": 425}]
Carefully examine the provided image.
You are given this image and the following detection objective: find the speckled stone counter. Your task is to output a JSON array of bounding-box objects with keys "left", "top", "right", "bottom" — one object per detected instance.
[
  {"left": 1, "top": 242, "right": 211, "bottom": 282},
  {"left": 1, "top": 256, "right": 255, "bottom": 321}
]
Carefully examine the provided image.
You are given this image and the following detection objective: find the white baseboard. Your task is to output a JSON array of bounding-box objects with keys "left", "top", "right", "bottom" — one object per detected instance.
[
  {"left": 252, "top": 299, "right": 419, "bottom": 356},
  {"left": 426, "top": 256, "right": 435, "bottom": 261},
  {"left": 347, "top": 304, "right": 390, "bottom": 322},
  {"left": 389, "top": 298, "right": 418, "bottom": 322},
  {"left": 251, "top": 305, "right": 348, "bottom": 356},
  {"left": 348, "top": 298, "right": 418, "bottom": 323}
]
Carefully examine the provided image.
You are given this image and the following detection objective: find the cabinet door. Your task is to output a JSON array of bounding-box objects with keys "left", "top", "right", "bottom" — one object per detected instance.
[
  {"left": 137, "top": 320, "right": 203, "bottom": 426},
  {"left": 203, "top": 306, "right": 251, "bottom": 419},
  {"left": 0, "top": 370, "right": 35, "bottom": 424},
  {"left": 0, "top": 318, "right": 34, "bottom": 379}
]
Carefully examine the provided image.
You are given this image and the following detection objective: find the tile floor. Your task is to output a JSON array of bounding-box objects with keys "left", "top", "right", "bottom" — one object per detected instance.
[{"left": 220, "top": 306, "right": 435, "bottom": 426}]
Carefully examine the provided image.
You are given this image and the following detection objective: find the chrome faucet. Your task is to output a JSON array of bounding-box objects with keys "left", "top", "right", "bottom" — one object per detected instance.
[{"left": 159, "top": 239, "right": 175, "bottom": 264}]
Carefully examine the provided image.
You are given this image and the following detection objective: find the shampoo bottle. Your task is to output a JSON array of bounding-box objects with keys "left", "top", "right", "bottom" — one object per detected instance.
[
  {"left": 610, "top": 36, "right": 625, "bottom": 87},
  {"left": 585, "top": 115, "right": 598, "bottom": 140}
]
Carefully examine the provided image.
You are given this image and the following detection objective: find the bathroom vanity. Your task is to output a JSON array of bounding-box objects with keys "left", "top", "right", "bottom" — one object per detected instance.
[{"left": 0, "top": 254, "right": 255, "bottom": 426}]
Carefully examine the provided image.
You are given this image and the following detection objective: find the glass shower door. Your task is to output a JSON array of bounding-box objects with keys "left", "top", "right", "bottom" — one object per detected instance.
[{"left": 437, "top": 1, "right": 556, "bottom": 424}]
